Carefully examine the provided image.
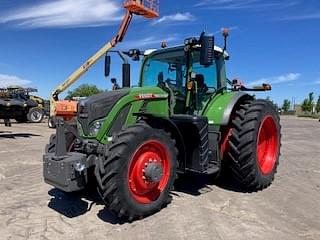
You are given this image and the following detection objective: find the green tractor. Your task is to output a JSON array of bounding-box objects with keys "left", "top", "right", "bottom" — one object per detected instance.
[{"left": 44, "top": 32, "right": 281, "bottom": 220}]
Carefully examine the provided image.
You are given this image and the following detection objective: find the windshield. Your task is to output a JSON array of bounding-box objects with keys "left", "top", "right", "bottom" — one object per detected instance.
[
  {"left": 141, "top": 48, "right": 218, "bottom": 92},
  {"left": 142, "top": 50, "right": 186, "bottom": 92}
]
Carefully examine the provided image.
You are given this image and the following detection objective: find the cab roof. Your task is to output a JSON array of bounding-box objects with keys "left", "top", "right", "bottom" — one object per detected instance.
[{"left": 144, "top": 45, "right": 229, "bottom": 59}]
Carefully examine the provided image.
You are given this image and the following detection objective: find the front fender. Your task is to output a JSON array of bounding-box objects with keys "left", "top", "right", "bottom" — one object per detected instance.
[
  {"left": 135, "top": 113, "right": 186, "bottom": 173},
  {"left": 96, "top": 87, "right": 169, "bottom": 144}
]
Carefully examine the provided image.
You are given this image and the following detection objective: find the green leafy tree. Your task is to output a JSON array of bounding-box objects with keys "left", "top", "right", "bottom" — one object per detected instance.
[
  {"left": 301, "top": 99, "right": 310, "bottom": 113},
  {"left": 308, "top": 92, "right": 315, "bottom": 114},
  {"left": 316, "top": 96, "right": 320, "bottom": 114},
  {"left": 282, "top": 99, "right": 291, "bottom": 112},
  {"left": 65, "top": 84, "right": 103, "bottom": 100}
]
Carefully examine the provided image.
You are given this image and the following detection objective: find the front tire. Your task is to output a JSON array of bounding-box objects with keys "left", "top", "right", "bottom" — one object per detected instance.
[
  {"left": 48, "top": 117, "right": 57, "bottom": 128},
  {"left": 226, "top": 99, "right": 281, "bottom": 191},
  {"left": 95, "top": 123, "right": 177, "bottom": 220}
]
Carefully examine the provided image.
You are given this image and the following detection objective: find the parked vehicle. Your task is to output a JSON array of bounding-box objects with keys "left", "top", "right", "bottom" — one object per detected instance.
[
  {"left": 44, "top": 22, "right": 281, "bottom": 219},
  {"left": 0, "top": 86, "right": 47, "bottom": 124}
]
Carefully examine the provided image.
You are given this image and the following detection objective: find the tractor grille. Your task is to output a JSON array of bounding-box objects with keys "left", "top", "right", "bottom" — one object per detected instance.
[{"left": 78, "top": 90, "right": 129, "bottom": 135}]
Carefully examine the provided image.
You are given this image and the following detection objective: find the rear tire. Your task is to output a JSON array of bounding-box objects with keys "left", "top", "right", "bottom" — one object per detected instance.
[
  {"left": 95, "top": 123, "right": 177, "bottom": 220},
  {"left": 27, "top": 107, "right": 44, "bottom": 123},
  {"left": 226, "top": 99, "right": 281, "bottom": 191}
]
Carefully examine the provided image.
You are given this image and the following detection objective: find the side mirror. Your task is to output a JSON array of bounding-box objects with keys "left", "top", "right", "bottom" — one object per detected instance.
[
  {"left": 122, "top": 63, "right": 131, "bottom": 88},
  {"left": 199, "top": 34, "right": 214, "bottom": 66},
  {"left": 104, "top": 55, "right": 111, "bottom": 77}
]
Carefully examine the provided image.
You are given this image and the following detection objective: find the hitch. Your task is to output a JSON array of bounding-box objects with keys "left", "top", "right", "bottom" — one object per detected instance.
[{"left": 55, "top": 118, "right": 67, "bottom": 157}]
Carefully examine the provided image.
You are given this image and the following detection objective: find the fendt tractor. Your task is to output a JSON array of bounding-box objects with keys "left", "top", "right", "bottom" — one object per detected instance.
[{"left": 43, "top": 0, "right": 281, "bottom": 221}]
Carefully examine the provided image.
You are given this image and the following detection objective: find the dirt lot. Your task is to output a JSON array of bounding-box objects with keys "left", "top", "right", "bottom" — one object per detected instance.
[{"left": 0, "top": 116, "right": 319, "bottom": 240}]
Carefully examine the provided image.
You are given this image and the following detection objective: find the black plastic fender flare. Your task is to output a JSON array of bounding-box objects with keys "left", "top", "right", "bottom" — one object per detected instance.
[
  {"left": 134, "top": 112, "right": 186, "bottom": 172},
  {"left": 221, "top": 92, "right": 253, "bottom": 125}
]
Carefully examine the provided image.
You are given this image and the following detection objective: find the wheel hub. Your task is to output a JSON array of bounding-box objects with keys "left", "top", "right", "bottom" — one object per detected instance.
[
  {"left": 31, "top": 111, "right": 41, "bottom": 121},
  {"left": 128, "top": 140, "right": 170, "bottom": 204},
  {"left": 144, "top": 162, "right": 164, "bottom": 183}
]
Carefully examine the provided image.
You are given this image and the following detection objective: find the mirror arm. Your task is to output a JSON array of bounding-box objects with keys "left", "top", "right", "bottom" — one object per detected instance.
[
  {"left": 223, "top": 37, "right": 227, "bottom": 53},
  {"left": 117, "top": 51, "right": 129, "bottom": 64}
]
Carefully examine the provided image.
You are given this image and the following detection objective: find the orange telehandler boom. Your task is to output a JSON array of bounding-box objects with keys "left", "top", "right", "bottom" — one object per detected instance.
[{"left": 49, "top": 0, "right": 159, "bottom": 127}]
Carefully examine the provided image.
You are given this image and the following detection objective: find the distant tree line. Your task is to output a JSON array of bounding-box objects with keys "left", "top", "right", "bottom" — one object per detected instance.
[
  {"left": 280, "top": 92, "right": 320, "bottom": 115},
  {"left": 282, "top": 99, "right": 291, "bottom": 112},
  {"left": 301, "top": 92, "right": 320, "bottom": 114},
  {"left": 65, "top": 84, "right": 104, "bottom": 100}
]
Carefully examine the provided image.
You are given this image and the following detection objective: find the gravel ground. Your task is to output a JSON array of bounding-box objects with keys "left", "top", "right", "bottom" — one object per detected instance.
[{"left": 0, "top": 116, "right": 319, "bottom": 240}]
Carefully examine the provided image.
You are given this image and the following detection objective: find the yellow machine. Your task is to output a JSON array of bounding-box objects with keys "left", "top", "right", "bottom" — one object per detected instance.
[
  {"left": 49, "top": 0, "right": 159, "bottom": 127},
  {"left": 0, "top": 87, "right": 48, "bottom": 126}
]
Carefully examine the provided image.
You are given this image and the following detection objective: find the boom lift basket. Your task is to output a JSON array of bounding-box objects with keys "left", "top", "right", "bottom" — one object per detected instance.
[{"left": 124, "top": 0, "right": 159, "bottom": 18}]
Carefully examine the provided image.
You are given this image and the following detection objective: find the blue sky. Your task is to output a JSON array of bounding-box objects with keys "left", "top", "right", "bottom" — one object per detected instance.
[{"left": 0, "top": 0, "right": 320, "bottom": 105}]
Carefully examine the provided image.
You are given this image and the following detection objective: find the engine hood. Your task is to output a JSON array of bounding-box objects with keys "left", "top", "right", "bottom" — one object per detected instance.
[{"left": 77, "top": 89, "right": 129, "bottom": 135}]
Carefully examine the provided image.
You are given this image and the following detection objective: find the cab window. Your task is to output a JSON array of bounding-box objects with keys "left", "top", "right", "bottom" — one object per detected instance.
[
  {"left": 142, "top": 50, "right": 187, "bottom": 95},
  {"left": 192, "top": 52, "right": 218, "bottom": 92}
]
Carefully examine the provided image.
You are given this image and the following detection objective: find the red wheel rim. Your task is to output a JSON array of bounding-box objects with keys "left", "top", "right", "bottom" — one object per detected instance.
[
  {"left": 257, "top": 116, "right": 279, "bottom": 175},
  {"left": 128, "top": 140, "right": 171, "bottom": 204},
  {"left": 68, "top": 142, "right": 75, "bottom": 152},
  {"left": 220, "top": 128, "right": 233, "bottom": 159}
]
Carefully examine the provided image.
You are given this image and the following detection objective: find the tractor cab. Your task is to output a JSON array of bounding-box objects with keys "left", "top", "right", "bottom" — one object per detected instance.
[{"left": 139, "top": 36, "right": 229, "bottom": 115}]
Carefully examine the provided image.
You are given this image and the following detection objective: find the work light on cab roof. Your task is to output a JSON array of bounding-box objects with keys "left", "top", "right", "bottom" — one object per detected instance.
[{"left": 124, "top": 0, "right": 160, "bottom": 18}]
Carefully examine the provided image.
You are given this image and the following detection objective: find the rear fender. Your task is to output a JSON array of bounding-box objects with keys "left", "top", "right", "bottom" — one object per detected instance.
[{"left": 203, "top": 92, "right": 253, "bottom": 126}]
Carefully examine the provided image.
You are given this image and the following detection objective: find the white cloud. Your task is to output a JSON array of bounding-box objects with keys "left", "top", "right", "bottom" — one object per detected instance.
[
  {"left": 0, "top": 0, "right": 122, "bottom": 28},
  {"left": 194, "top": 0, "right": 298, "bottom": 10},
  {"left": 0, "top": 74, "right": 32, "bottom": 87},
  {"left": 120, "top": 35, "right": 179, "bottom": 48},
  {"left": 314, "top": 80, "right": 320, "bottom": 85},
  {"left": 248, "top": 73, "right": 301, "bottom": 86},
  {"left": 152, "top": 12, "right": 195, "bottom": 25},
  {"left": 277, "top": 12, "right": 320, "bottom": 21},
  {"left": 195, "top": 0, "right": 257, "bottom": 8}
]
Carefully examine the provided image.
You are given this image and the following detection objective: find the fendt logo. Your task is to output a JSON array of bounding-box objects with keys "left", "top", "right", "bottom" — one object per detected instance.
[{"left": 134, "top": 93, "right": 168, "bottom": 100}]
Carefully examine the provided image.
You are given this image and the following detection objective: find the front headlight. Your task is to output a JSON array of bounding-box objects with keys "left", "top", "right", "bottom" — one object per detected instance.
[{"left": 89, "top": 119, "right": 104, "bottom": 136}]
